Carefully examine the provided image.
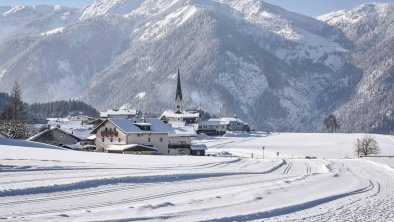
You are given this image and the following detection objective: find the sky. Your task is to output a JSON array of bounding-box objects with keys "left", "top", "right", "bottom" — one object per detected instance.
[{"left": 0, "top": 0, "right": 394, "bottom": 16}]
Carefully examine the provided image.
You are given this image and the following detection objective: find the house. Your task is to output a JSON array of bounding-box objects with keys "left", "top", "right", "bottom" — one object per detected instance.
[
  {"left": 45, "top": 116, "right": 96, "bottom": 145},
  {"left": 161, "top": 110, "right": 200, "bottom": 125},
  {"left": 68, "top": 115, "right": 96, "bottom": 123},
  {"left": 198, "top": 116, "right": 250, "bottom": 136},
  {"left": 190, "top": 144, "right": 208, "bottom": 156},
  {"left": 91, "top": 118, "right": 206, "bottom": 156},
  {"left": 100, "top": 107, "right": 140, "bottom": 119},
  {"left": 91, "top": 118, "right": 170, "bottom": 155},
  {"left": 160, "top": 69, "right": 200, "bottom": 125},
  {"left": 27, "top": 127, "right": 81, "bottom": 146},
  {"left": 198, "top": 119, "right": 227, "bottom": 136}
]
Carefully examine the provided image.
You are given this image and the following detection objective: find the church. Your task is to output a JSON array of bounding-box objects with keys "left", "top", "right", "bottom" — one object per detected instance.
[{"left": 160, "top": 69, "right": 200, "bottom": 126}]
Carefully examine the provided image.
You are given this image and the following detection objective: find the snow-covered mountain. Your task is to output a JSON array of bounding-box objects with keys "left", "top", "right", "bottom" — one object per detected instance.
[
  {"left": 318, "top": 3, "right": 394, "bottom": 133},
  {"left": 0, "top": 0, "right": 392, "bottom": 132}
]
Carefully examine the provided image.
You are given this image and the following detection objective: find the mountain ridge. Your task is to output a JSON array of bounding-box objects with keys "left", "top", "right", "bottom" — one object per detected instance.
[{"left": 0, "top": 0, "right": 393, "bottom": 133}]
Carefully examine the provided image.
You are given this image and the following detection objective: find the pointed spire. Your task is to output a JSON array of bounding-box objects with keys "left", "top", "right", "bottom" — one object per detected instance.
[
  {"left": 175, "top": 68, "right": 183, "bottom": 113},
  {"left": 176, "top": 68, "right": 183, "bottom": 102}
]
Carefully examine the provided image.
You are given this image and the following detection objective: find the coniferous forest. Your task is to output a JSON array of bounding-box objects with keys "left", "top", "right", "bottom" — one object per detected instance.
[{"left": 0, "top": 92, "right": 99, "bottom": 124}]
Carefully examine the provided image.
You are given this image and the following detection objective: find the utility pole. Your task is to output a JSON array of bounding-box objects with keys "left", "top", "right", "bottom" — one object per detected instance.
[{"left": 357, "top": 139, "right": 360, "bottom": 158}]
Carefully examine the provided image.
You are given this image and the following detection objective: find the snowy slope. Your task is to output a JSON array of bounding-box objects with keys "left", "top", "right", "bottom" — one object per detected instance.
[
  {"left": 1, "top": 133, "right": 394, "bottom": 221},
  {"left": 318, "top": 3, "right": 394, "bottom": 134}
]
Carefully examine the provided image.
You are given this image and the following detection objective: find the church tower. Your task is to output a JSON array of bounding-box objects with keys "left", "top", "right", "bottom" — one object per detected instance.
[{"left": 175, "top": 68, "right": 183, "bottom": 113}]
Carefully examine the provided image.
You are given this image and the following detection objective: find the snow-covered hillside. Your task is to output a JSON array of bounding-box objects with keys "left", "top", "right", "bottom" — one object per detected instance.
[
  {"left": 318, "top": 3, "right": 394, "bottom": 134},
  {"left": 0, "top": 1, "right": 393, "bottom": 133},
  {"left": 1, "top": 133, "right": 394, "bottom": 221}
]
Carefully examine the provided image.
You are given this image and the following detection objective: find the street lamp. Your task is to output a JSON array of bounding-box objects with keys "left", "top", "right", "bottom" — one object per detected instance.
[{"left": 262, "top": 146, "right": 265, "bottom": 159}]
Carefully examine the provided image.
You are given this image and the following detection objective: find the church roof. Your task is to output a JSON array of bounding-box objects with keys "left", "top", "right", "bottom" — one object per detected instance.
[{"left": 175, "top": 68, "right": 183, "bottom": 102}]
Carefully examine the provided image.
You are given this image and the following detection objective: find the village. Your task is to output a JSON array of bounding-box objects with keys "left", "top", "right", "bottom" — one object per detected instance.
[{"left": 27, "top": 70, "right": 251, "bottom": 156}]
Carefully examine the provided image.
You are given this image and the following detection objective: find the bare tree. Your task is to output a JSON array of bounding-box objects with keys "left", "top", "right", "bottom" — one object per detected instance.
[{"left": 355, "top": 135, "right": 381, "bottom": 157}]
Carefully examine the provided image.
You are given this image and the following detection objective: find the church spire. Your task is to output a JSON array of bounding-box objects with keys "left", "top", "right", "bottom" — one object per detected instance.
[{"left": 175, "top": 68, "right": 183, "bottom": 113}]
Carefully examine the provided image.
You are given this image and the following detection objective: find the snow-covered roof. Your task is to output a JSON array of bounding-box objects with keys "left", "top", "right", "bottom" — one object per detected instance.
[
  {"left": 191, "top": 144, "right": 208, "bottom": 151},
  {"left": 27, "top": 127, "right": 81, "bottom": 141},
  {"left": 71, "top": 128, "right": 93, "bottom": 140},
  {"left": 199, "top": 119, "right": 227, "bottom": 126},
  {"left": 109, "top": 118, "right": 142, "bottom": 133},
  {"left": 145, "top": 118, "right": 174, "bottom": 133},
  {"left": 199, "top": 117, "right": 248, "bottom": 126},
  {"left": 220, "top": 117, "right": 247, "bottom": 124},
  {"left": 100, "top": 108, "right": 137, "bottom": 118},
  {"left": 161, "top": 110, "right": 199, "bottom": 119},
  {"left": 171, "top": 125, "right": 197, "bottom": 137},
  {"left": 92, "top": 118, "right": 175, "bottom": 134},
  {"left": 105, "top": 144, "right": 157, "bottom": 152},
  {"left": 87, "top": 134, "right": 96, "bottom": 140},
  {"left": 62, "top": 144, "right": 95, "bottom": 150}
]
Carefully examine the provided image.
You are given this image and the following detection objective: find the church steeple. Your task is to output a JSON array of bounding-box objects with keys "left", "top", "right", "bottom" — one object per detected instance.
[{"left": 175, "top": 68, "right": 183, "bottom": 113}]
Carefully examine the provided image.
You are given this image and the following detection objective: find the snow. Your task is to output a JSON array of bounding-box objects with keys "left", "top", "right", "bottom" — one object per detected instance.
[
  {"left": 40, "top": 27, "right": 64, "bottom": 36},
  {"left": 1, "top": 133, "right": 394, "bottom": 221},
  {"left": 199, "top": 132, "right": 394, "bottom": 159},
  {"left": 46, "top": 118, "right": 94, "bottom": 140},
  {"left": 100, "top": 108, "right": 137, "bottom": 118},
  {"left": 106, "top": 144, "right": 157, "bottom": 151},
  {"left": 135, "top": 91, "right": 146, "bottom": 100},
  {"left": 108, "top": 118, "right": 142, "bottom": 133},
  {"left": 138, "top": 5, "right": 198, "bottom": 41}
]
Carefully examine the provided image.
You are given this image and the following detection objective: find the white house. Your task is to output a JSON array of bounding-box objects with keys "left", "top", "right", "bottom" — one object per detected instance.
[
  {"left": 92, "top": 118, "right": 169, "bottom": 155},
  {"left": 198, "top": 117, "right": 250, "bottom": 136},
  {"left": 91, "top": 118, "right": 206, "bottom": 156},
  {"left": 160, "top": 110, "right": 200, "bottom": 125}
]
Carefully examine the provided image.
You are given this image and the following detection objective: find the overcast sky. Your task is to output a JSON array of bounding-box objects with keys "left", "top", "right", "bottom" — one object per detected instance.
[{"left": 1, "top": 0, "right": 394, "bottom": 16}]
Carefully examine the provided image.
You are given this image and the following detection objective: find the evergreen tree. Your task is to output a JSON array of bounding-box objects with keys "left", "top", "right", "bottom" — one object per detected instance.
[
  {"left": 1, "top": 82, "right": 26, "bottom": 121},
  {"left": 0, "top": 82, "right": 30, "bottom": 139}
]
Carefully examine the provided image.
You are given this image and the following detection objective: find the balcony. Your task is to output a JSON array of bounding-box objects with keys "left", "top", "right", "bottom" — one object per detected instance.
[{"left": 101, "top": 131, "right": 119, "bottom": 137}]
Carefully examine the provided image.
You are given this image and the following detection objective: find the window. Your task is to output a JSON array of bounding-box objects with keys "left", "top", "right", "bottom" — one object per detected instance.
[
  {"left": 110, "top": 138, "right": 113, "bottom": 142},
  {"left": 102, "top": 138, "right": 104, "bottom": 142},
  {"left": 105, "top": 127, "right": 108, "bottom": 132},
  {"left": 160, "top": 137, "right": 163, "bottom": 142},
  {"left": 118, "top": 138, "right": 121, "bottom": 142},
  {"left": 148, "top": 138, "right": 151, "bottom": 143}
]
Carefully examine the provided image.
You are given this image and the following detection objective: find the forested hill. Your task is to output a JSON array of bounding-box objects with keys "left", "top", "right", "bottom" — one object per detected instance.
[
  {"left": 28, "top": 100, "right": 100, "bottom": 123},
  {"left": 0, "top": 97, "right": 99, "bottom": 123}
]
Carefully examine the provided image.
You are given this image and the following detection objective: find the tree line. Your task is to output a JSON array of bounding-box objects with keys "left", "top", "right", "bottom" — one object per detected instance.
[{"left": 0, "top": 82, "right": 99, "bottom": 139}]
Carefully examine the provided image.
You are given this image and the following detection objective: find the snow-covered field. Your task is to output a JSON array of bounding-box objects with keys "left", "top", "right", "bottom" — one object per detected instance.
[{"left": 1, "top": 133, "right": 394, "bottom": 221}]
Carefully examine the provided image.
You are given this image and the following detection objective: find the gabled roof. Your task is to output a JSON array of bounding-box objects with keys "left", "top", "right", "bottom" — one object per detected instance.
[
  {"left": 27, "top": 127, "right": 81, "bottom": 141},
  {"left": 106, "top": 144, "right": 157, "bottom": 152},
  {"left": 145, "top": 118, "right": 174, "bottom": 133},
  {"left": 191, "top": 144, "right": 208, "bottom": 151},
  {"left": 91, "top": 118, "right": 174, "bottom": 134},
  {"left": 110, "top": 118, "right": 142, "bottom": 133}
]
